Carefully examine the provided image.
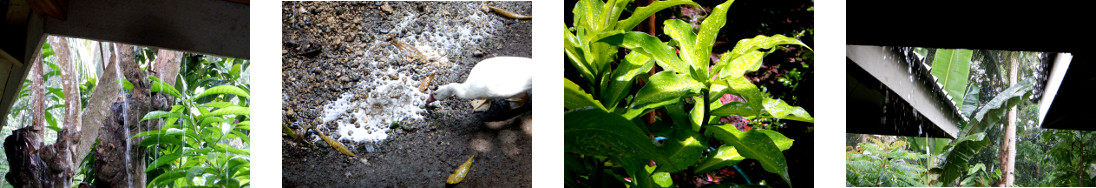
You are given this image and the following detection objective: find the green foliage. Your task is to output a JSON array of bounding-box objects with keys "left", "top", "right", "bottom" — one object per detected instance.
[
  {"left": 933, "top": 77, "right": 1034, "bottom": 186},
  {"left": 8, "top": 42, "right": 78, "bottom": 132},
  {"left": 846, "top": 136, "right": 927, "bottom": 187},
  {"left": 140, "top": 55, "right": 250, "bottom": 187},
  {"left": 564, "top": 0, "right": 812, "bottom": 187},
  {"left": 1020, "top": 129, "right": 1096, "bottom": 187},
  {"left": 959, "top": 163, "right": 1000, "bottom": 187}
]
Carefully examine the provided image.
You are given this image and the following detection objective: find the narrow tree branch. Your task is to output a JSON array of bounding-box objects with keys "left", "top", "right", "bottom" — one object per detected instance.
[{"left": 47, "top": 36, "right": 82, "bottom": 131}]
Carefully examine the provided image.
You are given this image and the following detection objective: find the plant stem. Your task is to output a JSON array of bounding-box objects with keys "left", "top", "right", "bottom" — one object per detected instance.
[
  {"left": 592, "top": 157, "right": 604, "bottom": 185},
  {"left": 700, "top": 88, "right": 711, "bottom": 135}
]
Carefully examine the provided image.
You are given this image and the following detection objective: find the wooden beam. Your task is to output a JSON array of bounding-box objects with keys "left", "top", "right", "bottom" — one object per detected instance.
[{"left": 40, "top": 0, "right": 248, "bottom": 58}]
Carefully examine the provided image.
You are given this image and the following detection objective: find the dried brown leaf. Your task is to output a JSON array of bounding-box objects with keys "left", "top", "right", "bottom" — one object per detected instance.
[
  {"left": 318, "top": 131, "right": 356, "bottom": 158},
  {"left": 447, "top": 154, "right": 476, "bottom": 184},
  {"left": 487, "top": 6, "right": 531, "bottom": 20},
  {"left": 419, "top": 73, "right": 435, "bottom": 93}
]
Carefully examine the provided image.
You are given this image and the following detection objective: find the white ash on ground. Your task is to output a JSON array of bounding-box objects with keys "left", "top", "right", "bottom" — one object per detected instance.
[
  {"left": 313, "top": 2, "right": 507, "bottom": 146},
  {"left": 318, "top": 67, "right": 427, "bottom": 143}
]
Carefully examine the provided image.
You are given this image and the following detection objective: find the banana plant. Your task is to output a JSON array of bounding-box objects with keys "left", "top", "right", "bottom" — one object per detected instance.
[
  {"left": 932, "top": 77, "right": 1035, "bottom": 186},
  {"left": 564, "top": 0, "right": 813, "bottom": 187}
]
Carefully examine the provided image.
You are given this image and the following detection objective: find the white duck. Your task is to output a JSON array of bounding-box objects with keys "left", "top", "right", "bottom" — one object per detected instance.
[{"left": 426, "top": 56, "right": 532, "bottom": 111}]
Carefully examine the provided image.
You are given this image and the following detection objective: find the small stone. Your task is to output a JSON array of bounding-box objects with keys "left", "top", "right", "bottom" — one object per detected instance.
[
  {"left": 381, "top": 2, "right": 394, "bottom": 14},
  {"left": 286, "top": 108, "right": 295, "bottom": 118},
  {"left": 473, "top": 49, "right": 485, "bottom": 57}
]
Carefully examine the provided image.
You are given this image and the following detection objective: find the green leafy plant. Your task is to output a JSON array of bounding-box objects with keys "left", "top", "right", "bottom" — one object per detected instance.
[
  {"left": 138, "top": 56, "right": 250, "bottom": 187},
  {"left": 846, "top": 136, "right": 927, "bottom": 187},
  {"left": 931, "top": 77, "right": 1034, "bottom": 186},
  {"left": 959, "top": 163, "right": 1001, "bottom": 186},
  {"left": 564, "top": 0, "right": 813, "bottom": 187}
]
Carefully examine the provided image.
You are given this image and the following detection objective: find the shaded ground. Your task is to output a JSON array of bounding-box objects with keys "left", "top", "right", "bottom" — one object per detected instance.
[{"left": 281, "top": 2, "right": 532, "bottom": 187}]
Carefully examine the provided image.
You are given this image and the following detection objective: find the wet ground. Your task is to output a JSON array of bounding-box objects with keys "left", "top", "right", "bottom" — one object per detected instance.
[{"left": 281, "top": 2, "right": 532, "bottom": 187}]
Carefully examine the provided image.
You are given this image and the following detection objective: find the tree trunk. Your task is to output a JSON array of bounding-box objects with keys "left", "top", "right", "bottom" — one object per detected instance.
[
  {"left": 150, "top": 50, "right": 183, "bottom": 114},
  {"left": 91, "top": 43, "right": 153, "bottom": 187},
  {"left": 119, "top": 43, "right": 151, "bottom": 187},
  {"left": 4, "top": 38, "right": 124, "bottom": 188},
  {"left": 998, "top": 52, "right": 1018, "bottom": 187}
]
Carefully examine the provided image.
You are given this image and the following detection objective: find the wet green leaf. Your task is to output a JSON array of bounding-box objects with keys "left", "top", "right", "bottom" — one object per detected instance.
[
  {"left": 203, "top": 102, "right": 239, "bottom": 109},
  {"left": 197, "top": 85, "right": 250, "bottom": 98},
  {"left": 151, "top": 168, "right": 187, "bottom": 186},
  {"left": 631, "top": 71, "right": 704, "bottom": 111},
  {"left": 691, "top": 0, "right": 733, "bottom": 78},
  {"left": 140, "top": 134, "right": 182, "bottom": 147},
  {"left": 210, "top": 106, "right": 250, "bottom": 117},
  {"left": 762, "top": 98, "right": 813, "bottom": 123},
  {"left": 652, "top": 172, "right": 673, "bottom": 187},
  {"left": 617, "top": 0, "right": 699, "bottom": 32},
  {"left": 603, "top": 51, "right": 654, "bottom": 109},
  {"left": 708, "top": 125, "right": 792, "bottom": 187},
  {"left": 930, "top": 49, "right": 973, "bottom": 110},
  {"left": 616, "top": 156, "right": 656, "bottom": 188},
  {"left": 696, "top": 129, "right": 793, "bottom": 174},
  {"left": 689, "top": 96, "right": 705, "bottom": 132},
  {"left": 214, "top": 143, "right": 250, "bottom": 156},
  {"left": 960, "top": 85, "right": 980, "bottom": 117},
  {"left": 716, "top": 35, "right": 808, "bottom": 79},
  {"left": 694, "top": 145, "right": 744, "bottom": 173},
  {"left": 186, "top": 166, "right": 214, "bottom": 186},
  {"left": 599, "top": 32, "right": 688, "bottom": 75},
  {"left": 755, "top": 129, "right": 795, "bottom": 150},
  {"left": 728, "top": 34, "right": 811, "bottom": 57},
  {"left": 717, "top": 50, "right": 764, "bottom": 80},
  {"left": 564, "top": 78, "right": 606, "bottom": 111},
  {"left": 44, "top": 111, "right": 60, "bottom": 131},
  {"left": 572, "top": 0, "right": 607, "bottom": 32},
  {"left": 147, "top": 153, "right": 183, "bottom": 172},
  {"left": 142, "top": 111, "right": 185, "bottom": 121},
  {"left": 711, "top": 78, "right": 763, "bottom": 118},
  {"left": 658, "top": 126, "right": 705, "bottom": 172},
  {"left": 565, "top": 108, "right": 669, "bottom": 165},
  {"left": 663, "top": 101, "right": 692, "bottom": 131},
  {"left": 116, "top": 79, "right": 134, "bottom": 92},
  {"left": 663, "top": 19, "right": 700, "bottom": 76},
  {"left": 564, "top": 25, "right": 594, "bottom": 82}
]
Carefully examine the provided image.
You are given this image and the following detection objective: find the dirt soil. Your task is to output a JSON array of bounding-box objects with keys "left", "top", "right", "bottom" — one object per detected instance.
[{"left": 281, "top": 2, "right": 532, "bottom": 187}]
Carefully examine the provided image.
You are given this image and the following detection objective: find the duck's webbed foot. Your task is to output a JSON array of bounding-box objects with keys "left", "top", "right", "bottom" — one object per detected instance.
[
  {"left": 506, "top": 92, "right": 530, "bottom": 110},
  {"left": 471, "top": 99, "right": 491, "bottom": 112}
]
